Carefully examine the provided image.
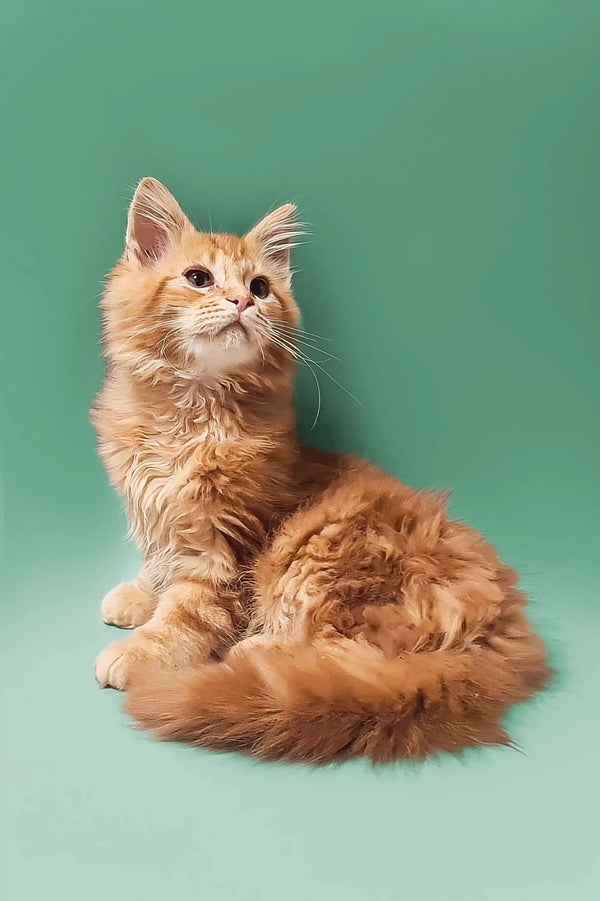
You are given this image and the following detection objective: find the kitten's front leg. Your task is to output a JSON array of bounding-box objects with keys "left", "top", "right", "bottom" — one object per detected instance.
[
  {"left": 94, "top": 579, "right": 234, "bottom": 690},
  {"left": 101, "top": 569, "right": 158, "bottom": 629}
]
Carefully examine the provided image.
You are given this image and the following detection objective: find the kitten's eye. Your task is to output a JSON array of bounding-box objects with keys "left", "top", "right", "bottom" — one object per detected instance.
[
  {"left": 250, "top": 277, "right": 270, "bottom": 299},
  {"left": 184, "top": 268, "right": 213, "bottom": 288}
]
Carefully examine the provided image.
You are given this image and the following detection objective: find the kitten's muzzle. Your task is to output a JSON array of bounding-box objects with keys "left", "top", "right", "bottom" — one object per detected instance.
[{"left": 225, "top": 295, "right": 254, "bottom": 314}]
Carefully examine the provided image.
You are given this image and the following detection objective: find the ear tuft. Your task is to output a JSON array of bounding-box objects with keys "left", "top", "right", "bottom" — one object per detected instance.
[
  {"left": 245, "top": 203, "right": 303, "bottom": 279},
  {"left": 125, "top": 177, "right": 190, "bottom": 265}
]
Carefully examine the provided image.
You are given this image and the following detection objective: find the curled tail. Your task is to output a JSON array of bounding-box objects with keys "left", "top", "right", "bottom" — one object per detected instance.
[{"left": 124, "top": 626, "right": 550, "bottom": 765}]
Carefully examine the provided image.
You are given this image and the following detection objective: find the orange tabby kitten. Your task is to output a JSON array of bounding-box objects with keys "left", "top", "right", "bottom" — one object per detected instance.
[{"left": 92, "top": 177, "right": 550, "bottom": 764}]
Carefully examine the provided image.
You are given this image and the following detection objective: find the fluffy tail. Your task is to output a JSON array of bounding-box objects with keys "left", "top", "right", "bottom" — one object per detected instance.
[{"left": 124, "top": 626, "right": 550, "bottom": 765}]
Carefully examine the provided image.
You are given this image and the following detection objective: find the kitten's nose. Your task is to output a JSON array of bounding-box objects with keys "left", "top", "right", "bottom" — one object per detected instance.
[{"left": 226, "top": 295, "right": 254, "bottom": 313}]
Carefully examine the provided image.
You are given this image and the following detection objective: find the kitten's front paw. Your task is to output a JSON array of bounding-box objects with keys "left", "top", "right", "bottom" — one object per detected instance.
[
  {"left": 101, "top": 582, "right": 156, "bottom": 629},
  {"left": 94, "top": 638, "right": 151, "bottom": 690}
]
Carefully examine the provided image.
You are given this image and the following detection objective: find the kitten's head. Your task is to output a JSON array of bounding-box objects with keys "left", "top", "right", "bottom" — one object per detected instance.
[{"left": 101, "top": 177, "right": 302, "bottom": 384}]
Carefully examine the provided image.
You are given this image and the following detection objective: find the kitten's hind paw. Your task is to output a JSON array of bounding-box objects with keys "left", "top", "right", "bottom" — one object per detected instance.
[
  {"left": 94, "top": 638, "right": 152, "bottom": 690},
  {"left": 101, "top": 581, "right": 156, "bottom": 629}
]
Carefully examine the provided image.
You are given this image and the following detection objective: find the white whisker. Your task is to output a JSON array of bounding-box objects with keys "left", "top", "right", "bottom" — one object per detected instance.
[
  {"left": 268, "top": 327, "right": 340, "bottom": 362},
  {"left": 266, "top": 316, "right": 334, "bottom": 342},
  {"left": 260, "top": 318, "right": 362, "bottom": 414}
]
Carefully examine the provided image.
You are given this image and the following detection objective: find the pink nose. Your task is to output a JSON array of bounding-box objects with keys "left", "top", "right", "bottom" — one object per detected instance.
[{"left": 226, "top": 295, "right": 254, "bottom": 313}]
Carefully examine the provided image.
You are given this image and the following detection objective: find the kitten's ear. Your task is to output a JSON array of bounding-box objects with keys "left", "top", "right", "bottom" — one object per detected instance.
[
  {"left": 245, "top": 203, "right": 301, "bottom": 281},
  {"left": 125, "top": 177, "right": 191, "bottom": 264}
]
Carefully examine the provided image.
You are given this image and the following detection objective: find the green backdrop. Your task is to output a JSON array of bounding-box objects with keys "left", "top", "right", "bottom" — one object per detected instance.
[{"left": 2, "top": 2, "right": 599, "bottom": 899}]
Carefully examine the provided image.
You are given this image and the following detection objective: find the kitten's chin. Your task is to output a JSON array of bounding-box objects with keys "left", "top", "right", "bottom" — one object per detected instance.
[{"left": 187, "top": 330, "right": 261, "bottom": 379}]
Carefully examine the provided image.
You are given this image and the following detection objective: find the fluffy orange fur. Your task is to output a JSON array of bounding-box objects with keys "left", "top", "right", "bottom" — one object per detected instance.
[{"left": 92, "top": 177, "right": 550, "bottom": 764}]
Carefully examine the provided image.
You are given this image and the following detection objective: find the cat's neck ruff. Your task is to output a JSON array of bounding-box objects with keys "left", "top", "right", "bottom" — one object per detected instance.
[{"left": 115, "top": 360, "right": 297, "bottom": 440}]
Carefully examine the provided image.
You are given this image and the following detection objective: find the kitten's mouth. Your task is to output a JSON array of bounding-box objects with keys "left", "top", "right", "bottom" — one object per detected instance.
[
  {"left": 187, "top": 319, "right": 258, "bottom": 372},
  {"left": 213, "top": 320, "right": 252, "bottom": 345},
  {"left": 218, "top": 321, "right": 248, "bottom": 336}
]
